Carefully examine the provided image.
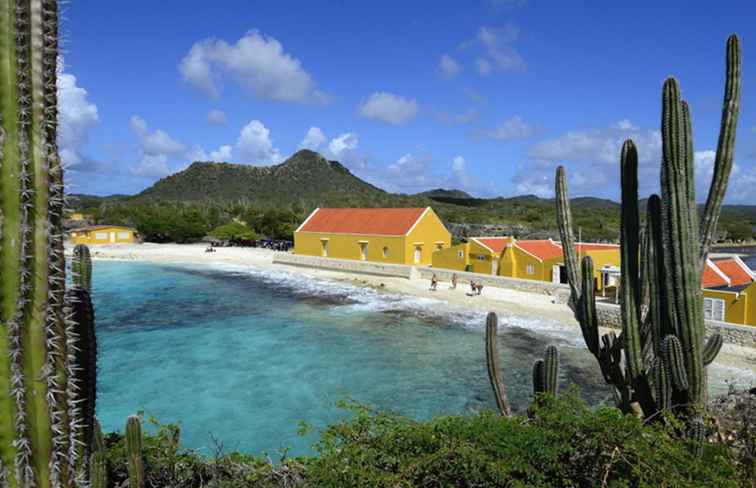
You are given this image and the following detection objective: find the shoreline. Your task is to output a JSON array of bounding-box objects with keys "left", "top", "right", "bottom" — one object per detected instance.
[{"left": 70, "top": 242, "right": 756, "bottom": 375}]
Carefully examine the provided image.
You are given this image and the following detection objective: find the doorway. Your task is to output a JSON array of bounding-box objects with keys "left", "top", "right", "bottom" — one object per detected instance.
[
  {"left": 359, "top": 242, "right": 368, "bottom": 261},
  {"left": 492, "top": 258, "right": 499, "bottom": 275},
  {"left": 414, "top": 245, "right": 422, "bottom": 264}
]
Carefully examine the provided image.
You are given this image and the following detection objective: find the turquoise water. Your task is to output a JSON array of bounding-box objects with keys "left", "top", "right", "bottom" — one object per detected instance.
[{"left": 91, "top": 260, "right": 754, "bottom": 458}]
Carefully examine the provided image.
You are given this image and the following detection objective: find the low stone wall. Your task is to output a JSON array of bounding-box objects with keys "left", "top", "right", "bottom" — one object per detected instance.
[
  {"left": 596, "top": 302, "right": 756, "bottom": 348},
  {"left": 273, "top": 253, "right": 416, "bottom": 279},
  {"left": 417, "top": 267, "right": 571, "bottom": 302}
]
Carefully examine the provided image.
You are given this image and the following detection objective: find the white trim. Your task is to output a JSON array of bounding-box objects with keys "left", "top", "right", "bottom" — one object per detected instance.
[
  {"left": 729, "top": 255, "right": 756, "bottom": 280},
  {"left": 706, "top": 258, "right": 731, "bottom": 287},
  {"left": 295, "top": 208, "right": 320, "bottom": 233},
  {"left": 470, "top": 238, "right": 495, "bottom": 254},
  {"left": 404, "top": 207, "right": 431, "bottom": 237}
]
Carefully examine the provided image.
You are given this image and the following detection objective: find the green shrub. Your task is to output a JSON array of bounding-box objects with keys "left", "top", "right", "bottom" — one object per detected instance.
[{"left": 209, "top": 221, "right": 259, "bottom": 242}]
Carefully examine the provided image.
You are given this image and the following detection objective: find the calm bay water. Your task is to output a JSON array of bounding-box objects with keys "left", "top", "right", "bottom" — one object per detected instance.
[{"left": 91, "top": 260, "right": 753, "bottom": 457}]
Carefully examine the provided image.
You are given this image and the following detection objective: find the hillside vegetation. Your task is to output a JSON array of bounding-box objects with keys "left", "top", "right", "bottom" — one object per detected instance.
[{"left": 70, "top": 150, "right": 756, "bottom": 243}]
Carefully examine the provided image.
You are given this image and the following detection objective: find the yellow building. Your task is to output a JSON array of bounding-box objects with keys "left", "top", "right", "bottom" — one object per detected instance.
[
  {"left": 294, "top": 207, "right": 450, "bottom": 265},
  {"left": 702, "top": 256, "right": 756, "bottom": 326},
  {"left": 432, "top": 237, "right": 511, "bottom": 275},
  {"left": 70, "top": 212, "right": 89, "bottom": 221},
  {"left": 70, "top": 225, "right": 138, "bottom": 245}
]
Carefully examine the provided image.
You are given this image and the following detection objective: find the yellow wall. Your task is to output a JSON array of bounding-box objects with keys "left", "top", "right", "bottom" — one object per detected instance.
[
  {"left": 703, "top": 282, "right": 756, "bottom": 326},
  {"left": 468, "top": 240, "right": 497, "bottom": 275},
  {"left": 500, "top": 246, "right": 549, "bottom": 281},
  {"left": 432, "top": 243, "right": 469, "bottom": 271},
  {"left": 71, "top": 227, "right": 137, "bottom": 245},
  {"left": 404, "top": 208, "right": 451, "bottom": 265},
  {"left": 294, "top": 208, "right": 451, "bottom": 266}
]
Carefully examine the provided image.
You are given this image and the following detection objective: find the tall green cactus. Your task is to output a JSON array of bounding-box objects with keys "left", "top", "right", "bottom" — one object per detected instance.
[
  {"left": 533, "top": 345, "right": 559, "bottom": 398},
  {"left": 0, "top": 1, "right": 99, "bottom": 485},
  {"left": 89, "top": 419, "right": 108, "bottom": 488},
  {"left": 485, "top": 312, "right": 512, "bottom": 416},
  {"left": 555, "top": 35, "right": 740, "bottom": 422},
  {"left": 72, "top": 244, "right": 92, "bottom": 292},
  {"left": 126, "top": 416, "right": 145, "bottom": 488}
]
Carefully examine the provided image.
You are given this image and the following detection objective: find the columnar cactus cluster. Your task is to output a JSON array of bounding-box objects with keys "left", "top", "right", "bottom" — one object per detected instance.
[
  {"left": 555, "top": 35, "right": 740, "bottom": 421},
  {"left": 532, "top": 345, "right": 559, "bottom": 399},
  {"left": 0, "top": 1, "right": 99, "bottom": 486},
  {"left": 126, "top": 416, "right": 145, "bottom": 488}
]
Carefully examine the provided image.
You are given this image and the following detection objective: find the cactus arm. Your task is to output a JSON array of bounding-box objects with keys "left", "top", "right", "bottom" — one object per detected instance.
[
  {"left": 485, "top": 312, "right": 511, "bottom": 416},
  {"left": 663, "top": 335, "right": 689, "bottom": 391},
  {"left": 619, "top": 140, "right": 643, "bottom": 380},
  {"left": 544, "top": 346, "right": 559, "bottom": 396},
  {"left": 89, "top": 419, "right": 107, "bottom": 488},
  {"left": 555, "top": 166, "right": 581, "bottom": 306},
  {"left": 72, "top": 244, "right": 92, "bottom": 292},
  {"left": 532, "top": 360, "right": 545, "bottom": 395},
  {"left": 700, "top": 35, "right": 741, "bottom": 262},
  {"left": 579, "top": 256, "right": 599, "bottom": 355},
  {"left": 702, "top": 334, "right": 723, "bottom": 366},
  {"left": 126, "top": 416, "right": 145, "bottom": 488}
]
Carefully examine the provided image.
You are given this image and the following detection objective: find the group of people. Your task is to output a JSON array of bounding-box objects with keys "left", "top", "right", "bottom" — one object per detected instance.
[{"left": 429, "top": 273, "right": 483, "bottom": 296}]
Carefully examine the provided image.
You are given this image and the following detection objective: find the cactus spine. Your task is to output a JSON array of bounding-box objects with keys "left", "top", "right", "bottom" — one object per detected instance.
[
  {"left": 126, "top": 416, "right": 145, "bottom": 488},
  {"left": 485, "top": 312, "right": 512, "bottom": 416},
  {"left": 72, "top": 244, "right": 92, "bottom": 292},
  {"left": 0, "top": 1, "right": 102, "bottom": 486},
  {"left": 555, "top": 35, "right": 740, "bottom": 424},
  {"left": 89, "top": 419, "right": 107, "bottom": 488}
]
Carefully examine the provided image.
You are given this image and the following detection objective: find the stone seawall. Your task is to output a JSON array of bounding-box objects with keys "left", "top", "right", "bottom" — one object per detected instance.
[
  {"left": 596, "top": 302, "right": 756, "bottom": 349},
  {"left": 416, "top": 267, "right": 571, "bottom": 302},
  {"left": 273, "top": 253, "right": 416, "bottom": 278}
]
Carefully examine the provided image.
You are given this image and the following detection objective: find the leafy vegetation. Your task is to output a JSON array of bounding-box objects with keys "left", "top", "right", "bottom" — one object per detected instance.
[
  {"left": 209, "top": 221, "right": 258, "bottom": 242},
  {"left": 95, "top": 391, "right": 749, "bottom": 487}
]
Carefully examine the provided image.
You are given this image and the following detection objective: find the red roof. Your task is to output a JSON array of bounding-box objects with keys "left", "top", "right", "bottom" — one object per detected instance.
[
  {"left": 702, "top": 261, "right": 730, "bottom": 288},
  {"left": 473, "top": 237, "right": 512, "bottom": 254},
  {"left": 574, "top": 243, "right": 619, "bottom": 252},
  {"left": 515, "top": 240, "right": 564, "bottom": 261},
  {"left": 712, "top": 258, "right": 754, "bottom": 287},
  {"left": 297, "top": 208, "right": 428, "bottom": 236}
]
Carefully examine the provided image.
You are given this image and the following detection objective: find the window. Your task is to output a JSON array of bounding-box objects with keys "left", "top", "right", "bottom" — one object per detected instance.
[
  {"left": 382, "top": 246, "right": 390, "bottom": 258},
  {"left": 436, "top": 243, "right": 444, "bottom": 251},
  {"left": 704, "top": 297, "right": 725, "bottom": 321},
  {"left": 117, "top": 232, "right": 130, "bottom": 240},
  {"left": 476, "top": 255, "right": 486, "bottom": 261},
  {"left": 94, "top": 232, "right": 107, "bottom": 240},
  {"left": 456, "top": 250, "right": 464, "bottom": 259},
  {"left": 321, "top": 240, "right": 329, "bottom": 257},
  {"left": 526, "top": 264, "right": 535, "bottom": 275}
]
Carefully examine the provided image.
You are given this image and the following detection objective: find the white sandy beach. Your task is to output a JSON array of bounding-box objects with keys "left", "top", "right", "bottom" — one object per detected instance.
[{"left": 69, "top": 242, "right": 756, "bottom": 375}]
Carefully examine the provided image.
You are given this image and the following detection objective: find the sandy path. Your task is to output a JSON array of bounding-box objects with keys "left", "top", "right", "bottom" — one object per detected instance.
[{"left": 68, "top": 242, "right": 756, "bottom": 375}]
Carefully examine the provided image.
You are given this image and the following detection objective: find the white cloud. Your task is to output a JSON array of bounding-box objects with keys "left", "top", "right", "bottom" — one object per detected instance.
[
  {"left": 236, "top": 120, "right": 282, "bottom": 164},
  {"left": 614, "top": 119, "right": 638, "bottom": 131},
  {"left": 359, "top": 92, "right": 418, "bottom": 125},
  {"left": 187, "top": 144, "right": 233, "bottom": 162},
  {"left": 476, "top": 115, "right": 535, "bottom": 140},
  {"left": 451, "top": 155, "right": 471, "bottom": 188},
  {"left": 439, "top": 55, "right": 461, "bottom": 79},
  {"left": 324, "top": 132, "right": 369, "bottom": 170},
  {"left": 207, "top": 109, "right": 228, "bottom": 125},
  {"left": 470, "top": 24, "right": 526, "bottom": 74},
  {"left": 130, "top": 116, "right": 187, "bottom": 178},
  {"left": 58, "top": 68, "right": 99, "bottom": 171},
  {"left": 299, "top": 126, "right": 327, "bottom": 150},
  {"left": 179, "top": 31, "right": 327, "bottom": 104},
  {"left": 476, "top": 58, "right": 492, "bottom": 75}
]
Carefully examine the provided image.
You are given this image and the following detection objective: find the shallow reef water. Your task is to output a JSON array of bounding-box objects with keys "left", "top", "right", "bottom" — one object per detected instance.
[{"left": 90, "top": 260, "right": 754, "bottom": 457}]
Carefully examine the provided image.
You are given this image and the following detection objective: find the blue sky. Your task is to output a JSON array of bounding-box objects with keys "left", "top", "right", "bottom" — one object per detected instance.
[{"left": 61, "top": 0, "right": 756, "bottom": 202}]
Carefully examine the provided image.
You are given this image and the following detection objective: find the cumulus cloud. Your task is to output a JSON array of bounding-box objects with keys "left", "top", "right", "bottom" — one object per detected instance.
[
  {"left": 299, "top": 126, "right": 327, "bottom": 150},
  {"left": 325, "top": 132, "right": 368, "bottom": 170},
  {"left": 475, "top": 115, "right": 536, "bottom": 140},
  {"left": 387, "top": 152, "right": 434, "bottom": 190},
  {"left": 130, "top": 116, "right": 187, "bottom": 178},
  {"left": 187, "top": 144, "right": 233, "bottom": 162},
  {"left": 450, "top": 155, "right": 472, "bottom": 188},
  {"left": 236, "top": 120, "right": 282, "bottom": 164},
  {"left": 179, "top": 31, "right": 327, "bottom": 104},
  {"left": 359, "top": 92, "right": 418, "bottom": 125},
  {"left": 439, "top": 55, "right": 461, "bottom": 79},
  {"left": 466, "top": 24, "right": 525, "bottom": 75},
  {"left": 614, "top": 119, "right": 638, "bottom": 131},
  {"left": 207, "top": 109, "right": 228, "bottom": 125},
  {"left": 58, "top": 68, "right": 100, "bottom": 172}
]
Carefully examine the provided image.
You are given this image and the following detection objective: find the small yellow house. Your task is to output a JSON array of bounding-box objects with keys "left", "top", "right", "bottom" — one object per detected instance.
[
  {"left": 70, "top": 212, "right": 89, "bottom": 221},
  {"left": 294, "top": 207, "right": 450, "bottom": 265},
  {"left": 70, "top": 225, "right": 138, "bottom": 245},
  {"left": 702, "top": 256, "right": 756, "bottom": 326},
  {"left": 432, "top": 237, "right": 511, "bottom": 275}
]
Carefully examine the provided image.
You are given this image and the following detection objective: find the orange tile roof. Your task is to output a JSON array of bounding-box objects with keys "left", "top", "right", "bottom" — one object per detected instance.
[
  {"left": 702, "top": 261, "right": 730, "bottom": 288},
  {"left": 712, "top": 258, "right": 754, "bottom": 287},
  {"left": 515, "top": 240, "right": 563, "bottom": 261},
  {"left": 297, "top": 207, "right": 428, "bottom": 236},
  {"left": 473, "top": 237, "right": 512, "bottom": 254},
  {"left": 574, "top": 243, "right": 620, "bottom": 252}
]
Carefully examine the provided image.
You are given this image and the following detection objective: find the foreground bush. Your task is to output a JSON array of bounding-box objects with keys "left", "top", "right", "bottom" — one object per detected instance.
[{"left": 98, "top": 391, "right": 748, "bottom": 487}]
